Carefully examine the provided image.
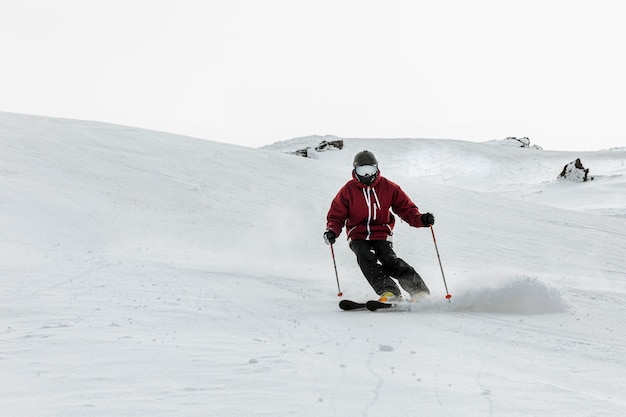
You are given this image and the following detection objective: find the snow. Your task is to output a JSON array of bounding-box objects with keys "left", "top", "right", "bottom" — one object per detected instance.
[{"left": 1, "top": 112, "right": 626, "bottom": 416}]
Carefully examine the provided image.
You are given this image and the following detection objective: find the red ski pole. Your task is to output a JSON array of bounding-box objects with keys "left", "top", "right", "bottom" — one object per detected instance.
[
  {"left": 329, "top": 243, "right": 343, "bottom": 297},
  {"left": 430, "top": 226, "right": 452, "bottom": 302}
]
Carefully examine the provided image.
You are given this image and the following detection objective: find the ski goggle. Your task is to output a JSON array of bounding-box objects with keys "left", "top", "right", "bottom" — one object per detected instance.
[{"left": 355, "top": 164, "right": 378, "bottom": 177}]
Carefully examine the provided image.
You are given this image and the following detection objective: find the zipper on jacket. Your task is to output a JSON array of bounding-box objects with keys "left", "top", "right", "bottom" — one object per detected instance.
[{"left": 362, "top": 186, "right": 380, "bottom": 239}]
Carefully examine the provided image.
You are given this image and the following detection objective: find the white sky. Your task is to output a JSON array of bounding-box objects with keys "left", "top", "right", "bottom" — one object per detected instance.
[{"left": 1, "top": 0, "right": 625, "bottom": 151}]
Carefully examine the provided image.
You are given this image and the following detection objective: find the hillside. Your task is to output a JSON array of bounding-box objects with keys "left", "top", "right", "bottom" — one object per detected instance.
[{"left": 1, "top": 112, "right": 625, "bottom": 416}]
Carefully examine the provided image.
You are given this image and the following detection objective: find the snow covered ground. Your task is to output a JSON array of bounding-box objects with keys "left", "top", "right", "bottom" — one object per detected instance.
[{"left": 1, "top": 112, "right": 625, "bottom": 416}]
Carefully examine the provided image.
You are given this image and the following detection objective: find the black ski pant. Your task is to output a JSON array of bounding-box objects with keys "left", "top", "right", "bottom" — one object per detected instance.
[{"left": 349, "top": 239, "right": 430, "bottom": 297}]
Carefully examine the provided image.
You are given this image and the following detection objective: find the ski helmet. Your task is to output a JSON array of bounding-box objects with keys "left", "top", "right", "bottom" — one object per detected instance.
[
  {"left": 353, "top": 150, "right": 379, "bottom": 185},
  {"left": 353, "top": 150, "right": 378, "bottom": 167}
]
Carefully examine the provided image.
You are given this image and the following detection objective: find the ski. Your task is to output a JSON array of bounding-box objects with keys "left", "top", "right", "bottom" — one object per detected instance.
[
  {"left": 339, "top": 299, "right": 367, "bottom": 310},
  {"left": 366, "top": 300, "right": 395, "bottom": 311},
  {"left": 339, "top": 299, "right": 396, "bottom": 311}
]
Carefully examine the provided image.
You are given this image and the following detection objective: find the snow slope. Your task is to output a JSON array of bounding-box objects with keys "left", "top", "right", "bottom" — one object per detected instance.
[{"left": 1, "top": 112, "right": 626, "bottom": 416}]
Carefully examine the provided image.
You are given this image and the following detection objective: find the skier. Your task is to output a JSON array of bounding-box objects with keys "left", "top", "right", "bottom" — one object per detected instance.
[{"left": 324, "top": 150, "right": 434, "bottom": 302}]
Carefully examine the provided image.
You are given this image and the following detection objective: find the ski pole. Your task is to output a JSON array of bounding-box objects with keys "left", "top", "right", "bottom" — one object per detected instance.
[
  {"left": 430, "top": 226, "right": 452, "bottom": 302},
  {"left": 329, "top": 243, "right": 343, "bottom": 297}
]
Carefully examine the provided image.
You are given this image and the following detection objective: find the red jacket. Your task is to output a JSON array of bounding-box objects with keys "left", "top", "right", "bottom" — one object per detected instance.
[{"left": 326, "top": 171, "right": 426, "bottom": 241}]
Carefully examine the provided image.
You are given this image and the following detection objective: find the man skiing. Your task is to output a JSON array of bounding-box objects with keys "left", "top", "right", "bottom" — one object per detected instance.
[{"left": 324, "top": 150, "right": 434, "bottom": 302}]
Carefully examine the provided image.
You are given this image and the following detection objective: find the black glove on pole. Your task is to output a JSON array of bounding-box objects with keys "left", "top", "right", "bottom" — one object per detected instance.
[
  {"left": 324, "top": 231, "right": 337, "bottom": 245},
  {"left": 421, "top": 212, "right": 435, "bottom": 227}
]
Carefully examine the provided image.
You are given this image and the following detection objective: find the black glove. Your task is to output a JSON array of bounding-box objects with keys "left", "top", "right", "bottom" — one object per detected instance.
[
  {"left": 421, "top": 212, "right": 435, "bottom": 227},
  {"left": 323, "top": 231, "right": 337, "bottom": 245}
]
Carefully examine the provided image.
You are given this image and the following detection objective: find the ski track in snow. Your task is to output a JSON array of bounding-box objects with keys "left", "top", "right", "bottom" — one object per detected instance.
[{"left": 1, "top": 114, "right": 626, "bottom": 416}]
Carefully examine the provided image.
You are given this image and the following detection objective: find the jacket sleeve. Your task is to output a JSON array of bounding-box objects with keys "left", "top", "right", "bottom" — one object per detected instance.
[
  {"left": 326, "top": 186, "right": 349, "bottom": 236},
  {"left": 391, "top": 184, "right": 425, "bottom": 227}
]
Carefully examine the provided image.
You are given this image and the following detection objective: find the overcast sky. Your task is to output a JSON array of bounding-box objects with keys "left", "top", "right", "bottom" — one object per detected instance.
[{"left": 1, "top": 0, "right": 625, "bottom": 151}]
